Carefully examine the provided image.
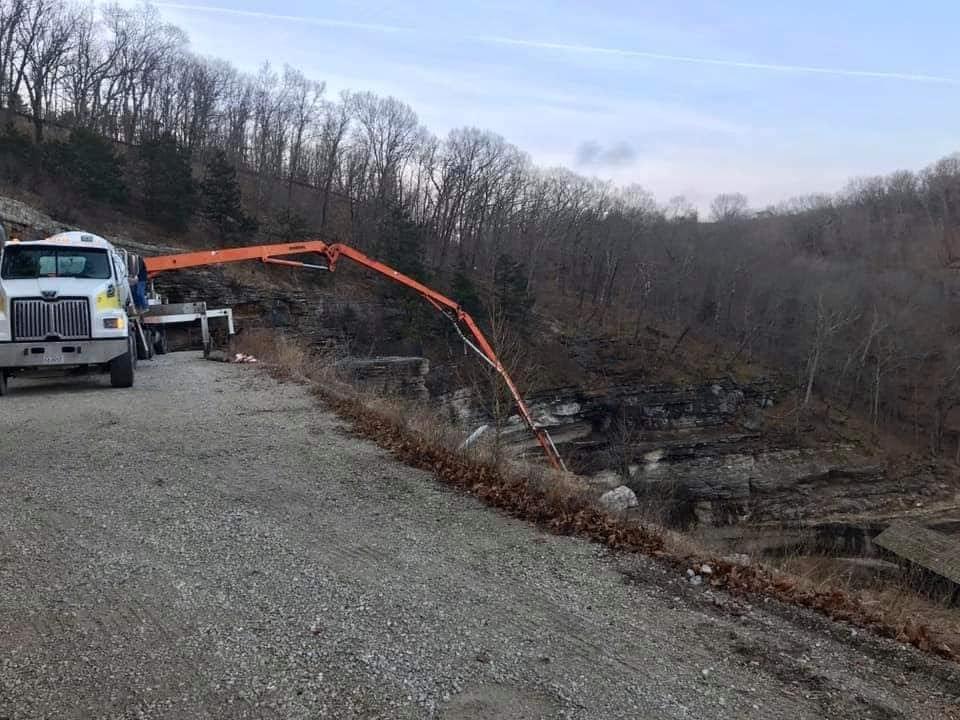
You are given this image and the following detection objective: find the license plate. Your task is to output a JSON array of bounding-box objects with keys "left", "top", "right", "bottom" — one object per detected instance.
[{"left": 42, "top": 354, "right": 63, "bottom": 364}]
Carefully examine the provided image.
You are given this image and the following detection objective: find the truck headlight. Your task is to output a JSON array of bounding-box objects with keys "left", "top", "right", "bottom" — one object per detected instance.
[{"left": 103, "top": 317, "right": 125, "bottom": 329}]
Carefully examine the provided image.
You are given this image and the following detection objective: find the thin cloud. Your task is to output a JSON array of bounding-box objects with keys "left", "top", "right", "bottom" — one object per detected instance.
[
  {"left": 576, "top": 141, "right": 637, "bottom": 167},
  {"left": 155, "top": 3, "right": 960, "bottom": 86}
]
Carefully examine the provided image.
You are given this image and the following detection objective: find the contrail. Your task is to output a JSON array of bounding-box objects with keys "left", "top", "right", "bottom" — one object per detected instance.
[
  {"left": 153, "top": 3, "right": 412, "bottom": 34},
  {"left": 155, "top": 2, "right": 959, "bottom": 85},
  {"left": 475, "top": 36, "right": 959, "bottom": 85}
]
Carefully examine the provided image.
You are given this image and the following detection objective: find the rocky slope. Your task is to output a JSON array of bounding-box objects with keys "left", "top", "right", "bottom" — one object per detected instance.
[{"left": 447, "top": 376, "right": 958, "bottom": 536}]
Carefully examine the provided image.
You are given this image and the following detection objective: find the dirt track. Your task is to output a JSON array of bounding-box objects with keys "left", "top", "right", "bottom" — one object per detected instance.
[{"left": 1, "top": 353, "right": 958, "bottom": 719}]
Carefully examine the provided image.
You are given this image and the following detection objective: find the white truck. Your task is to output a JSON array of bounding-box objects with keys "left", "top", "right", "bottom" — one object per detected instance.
[{"left": 0, "top": 230, "right": 139, "bottom": 394}]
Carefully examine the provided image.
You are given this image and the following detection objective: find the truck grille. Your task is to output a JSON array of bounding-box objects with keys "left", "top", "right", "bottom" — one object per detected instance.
[{"left": 12, "top": 298, "right": 91, "bottom": 341}]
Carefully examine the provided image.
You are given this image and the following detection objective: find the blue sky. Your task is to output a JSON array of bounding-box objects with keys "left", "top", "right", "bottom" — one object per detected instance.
[{"left": 147, "top": 1, "right": 960, "bottom": 210}]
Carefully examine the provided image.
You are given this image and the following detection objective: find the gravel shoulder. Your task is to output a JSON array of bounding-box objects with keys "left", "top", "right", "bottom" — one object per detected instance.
[{"left": 1, "top": 353, "right": 958, "bottom": 719}]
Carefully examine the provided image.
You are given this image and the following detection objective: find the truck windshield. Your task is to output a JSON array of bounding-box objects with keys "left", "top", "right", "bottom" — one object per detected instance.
[{"left": 0, "top": 246, "right": 112, "bottom": 280}]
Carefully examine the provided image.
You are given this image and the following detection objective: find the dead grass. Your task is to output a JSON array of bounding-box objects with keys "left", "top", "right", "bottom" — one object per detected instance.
[
  {"left": 230, "top": 328, "right": 308, "bottom": 379},
  {"left": 774, "top": 555, "right": 960, "bottom": 652},
  {"left": 232, "top": 329, "right": 959, "bottom": 664}
]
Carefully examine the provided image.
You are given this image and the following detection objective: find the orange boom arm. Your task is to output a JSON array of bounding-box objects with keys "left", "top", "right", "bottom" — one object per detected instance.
[{"left": 145, "top": 241, "right": 566, "bottom": 471}]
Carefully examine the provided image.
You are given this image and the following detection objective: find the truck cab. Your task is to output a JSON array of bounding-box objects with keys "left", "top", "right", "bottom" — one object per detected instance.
[{"left": 0, "top": 231, "right": 137, "bottom": 394}]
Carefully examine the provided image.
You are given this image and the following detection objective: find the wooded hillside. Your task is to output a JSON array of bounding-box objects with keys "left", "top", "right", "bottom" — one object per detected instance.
[{"left": 3, "top": 0, "right": 960, "bottom": 456}]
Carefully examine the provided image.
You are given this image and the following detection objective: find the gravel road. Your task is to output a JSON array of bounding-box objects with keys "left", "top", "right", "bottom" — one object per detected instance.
[{"left": 1, "top": 353, "right": 958, "bottom": 719}]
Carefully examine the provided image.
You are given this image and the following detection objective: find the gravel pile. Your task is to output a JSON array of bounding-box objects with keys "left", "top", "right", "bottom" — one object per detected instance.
[{"left": 1, "top": 354, "right": 957, "bottom": 719}]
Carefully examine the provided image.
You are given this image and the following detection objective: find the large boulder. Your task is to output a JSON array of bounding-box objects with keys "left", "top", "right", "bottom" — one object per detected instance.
[{"left": 598, "top": 485, "right": 639, "bottom": 514}]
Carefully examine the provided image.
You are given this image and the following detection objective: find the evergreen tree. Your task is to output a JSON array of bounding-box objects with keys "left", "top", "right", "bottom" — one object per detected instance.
[
  {"left": 450, "top": 261, "right": 483, "bottom": 318},
  {"left": 377, "top": 204, "right": 437, "bottom": 342},
  {"left": 44, "top": 129, "right": 127, "bottom": 205},
  {"left": 138, "top": 133, "right": 196, "bottom": 231},
  {"left": 494, "top": 253, "right": 533, "bottom": 324},
  {"left": 200, "top": 149, "right": 255, "bottom": 240},
  {"left": 0, "top": 124, "right": 38, "bottom": 183},
  {"left": 264, "top": 206, "right": 310, "bottom": 242},
  {"left": 378, "top": 204, "right": 427, "bottom": 280}
]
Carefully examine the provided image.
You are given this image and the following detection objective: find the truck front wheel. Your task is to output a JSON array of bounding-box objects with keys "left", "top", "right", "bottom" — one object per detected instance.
[{"left": 110, "top": 336, "right": 135, "bottom": 388}]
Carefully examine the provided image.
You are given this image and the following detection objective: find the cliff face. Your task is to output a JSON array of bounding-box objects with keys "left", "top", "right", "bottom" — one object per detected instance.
[{"left": 442, "top": 374, "right": 959, "bottom": 535}]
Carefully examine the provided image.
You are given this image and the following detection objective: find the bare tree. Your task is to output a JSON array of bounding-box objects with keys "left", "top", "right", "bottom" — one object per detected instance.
[
  {"left": 350, "top": 91, "right": 422, "bottom": 203},
  {"left": 456, "top": 300, "right": 536, "bottom": 465},
  {"left": 312, "top": 93, "right": 350, "bottom": 229},
  {"left": 63, "top": 2, "right": 127, "bottom": 129},
  {"left": 282, "top": 65, "right": 323, "bottom": 189},
  {"left": 18, "top": 0, "right": 79, "bottom": 141},
  {"left": 98, "top": 3, "right": 186, "bottom": 142},
  {"left": 218, "top": 65, "right": 253, "bottom": 162},
  {"left": 664, "top": 194, "right": 698, "bottom": 222},
  {"left": 803, "top": 293, "right": 858, "bottom": 408},
  {"left": 710, "top": 192, "right": 749, "bottom": 222},
  {"left": 0, "top": 0, "right": 29, "bottom": 109},
  {"left": 932, "top": 356, "right": 960, "bottom": 456}
]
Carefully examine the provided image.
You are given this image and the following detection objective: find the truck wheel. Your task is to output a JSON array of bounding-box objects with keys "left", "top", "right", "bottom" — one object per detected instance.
[
  {"left": 154, "top": 329, "right": 168, "bottom": 355},
  {"left": 110, "top": 337, "right": 135, "bottom": 388}
]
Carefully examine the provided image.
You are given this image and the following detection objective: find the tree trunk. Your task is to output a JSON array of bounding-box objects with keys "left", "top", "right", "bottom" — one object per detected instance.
[
  {"left": 872, "top": 360, "right": 881, "bottom": 427},
  {"left": 31, "top": 110, "right": 42, "bottom": 142},
  {"left": 804, "top": 346, "right": 821, "bottom": 408}
]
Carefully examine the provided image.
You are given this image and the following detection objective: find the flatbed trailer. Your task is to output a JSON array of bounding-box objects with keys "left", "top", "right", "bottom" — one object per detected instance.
[{"left": 142, "top": 299, "right": 235, "bottom": 357}]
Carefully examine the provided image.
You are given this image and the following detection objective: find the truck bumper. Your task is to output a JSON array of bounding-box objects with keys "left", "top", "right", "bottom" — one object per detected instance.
[{"left": 0, "top": 339, "right": 128, "bottom": 369}]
